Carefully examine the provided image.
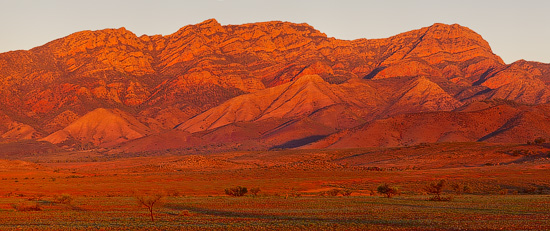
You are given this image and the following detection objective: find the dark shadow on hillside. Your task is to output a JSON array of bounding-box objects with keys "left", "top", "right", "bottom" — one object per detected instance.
[
  {"left": 270, "top": 135, "right": 326, "bottom": 150},
  {"left": 472, "top": 68, "right": 496, "bottom": 86},
  {"left": 363, "top": 66, "right": 387, "bottom": 79}
]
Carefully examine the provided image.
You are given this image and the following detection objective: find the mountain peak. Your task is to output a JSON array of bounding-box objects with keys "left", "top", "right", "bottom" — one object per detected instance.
[
  {"left": 198, "top": 18, "right": 221, "bottom": 27},
  {"left": 293, "top": 74, "right": 326, "bottom": 84},
  {"left": 421, "top": 23, "right": 493, "bottom": 51},
  {"left": 172, "top": 18, "right": 225, "bottom": 36}
]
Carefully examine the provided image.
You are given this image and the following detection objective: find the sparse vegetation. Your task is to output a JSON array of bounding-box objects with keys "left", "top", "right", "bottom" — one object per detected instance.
[
  {"left": 534, "top": 137, "right": 546, "bottom": 145},
  {"left": 450, "top": 182, "right": 463, "bottom": 194},
  {"left": 2, "top": 195, "right": 550, "bottom": 229},
  {"left": 224, "top": 186, "right": 248, "bottom": 197},
  {"left": 2, "top": 144, "right": 550, "bottom": 229},
  {"left": 463, "top": 185, "right": 474, "bottom": 194},
  {"left": 54, "top": 193, "right": 73, "bottom": 205},
  {"left": 327, "top": 189, "right": 341, "bottom": 197},
  {"left": 377, "top": 183, "right": 399, "bottom": 198},
  {"left": 450, "top": 182, "right": 473, "bottom": 195},
  {"left": 135, "top": 194, "right": 164, "bottom": 222},
  {"left": 286, "top": 188, "right": 302, "bottom": 198},
  {"left": 425, "top": 180, "right": 452, "bottom": 201},
  {"left": 341, "top": 189, "right": 353, "bottom": 196}
]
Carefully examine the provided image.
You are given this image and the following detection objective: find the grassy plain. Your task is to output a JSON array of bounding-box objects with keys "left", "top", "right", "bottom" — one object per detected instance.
[
  {"left": 1, "top": 142, "right": 550, "bottom": 230},
  {"left": 0, "top": 195, "right": 549, "bottom": 230}
]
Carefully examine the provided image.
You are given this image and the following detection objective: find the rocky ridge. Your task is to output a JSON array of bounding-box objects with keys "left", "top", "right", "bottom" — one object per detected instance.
[{"left": 1, "top": 19, "right": 549, "bottom": 150}]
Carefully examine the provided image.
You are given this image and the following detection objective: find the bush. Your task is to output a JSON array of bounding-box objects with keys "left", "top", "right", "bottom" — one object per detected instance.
[
  {"left": 54, "top": 194, "right": 73, "bottom": 205},
  {"left": 225, "top": 186, "right": 248, "bottom": 197},
  {"left": 425, "top": 180, "right": 450, "bottom": 201},
  {"left": 450, "top": 183, "right": 463, "bottom": 194},
  {"left": 534, "top": 137, "right": 546, "bottom": 145},
  {"left": 341, "top": 189, "right": 353, "bottom": 196},
  {"left": 327, "top": 189, "right": 341, "bottom": 197},
  {"left": 377, "top": 183, "right": 399, "bottom": 198}
]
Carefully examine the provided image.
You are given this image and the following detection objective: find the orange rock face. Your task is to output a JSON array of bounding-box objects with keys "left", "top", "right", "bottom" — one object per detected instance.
[{"left": 1, "top": 19, "right": 549, "bottom": 150}]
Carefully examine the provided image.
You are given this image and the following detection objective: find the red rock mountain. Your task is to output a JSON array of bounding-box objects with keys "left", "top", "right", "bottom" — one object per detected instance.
[
  {"left": 1, "top": 19, "right": 549, "bottom": 151},
  {"left": 306, "top": 101, "right": 550, "bottom": 149}
]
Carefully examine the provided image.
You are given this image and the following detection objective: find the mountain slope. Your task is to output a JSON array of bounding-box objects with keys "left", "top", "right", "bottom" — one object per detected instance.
[
  {"left": 176, "top": 75, "right": 364, "bottom": 133},
  {"left": 0, "top": 21, "right": 506, "bottom": 122},
  {"left": 0, "top": 20, "right": 549, "bottom": 151},
  {"left": 307, "top": 102, "right": 550, "bottom": 149},
  {"left": 41, "top": 108, "right": 151, "bottom": 147}
]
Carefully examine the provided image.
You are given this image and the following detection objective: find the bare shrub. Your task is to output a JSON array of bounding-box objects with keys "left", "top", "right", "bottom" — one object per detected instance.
[
  {"left": 224, "top": 186, "right": 248, "bottom": 197},
  {"left": 377, "top": 183, "right": 399, "bottom": 198},
  {"left": 135, "top": 194, "right": 164, "bottom": 222}
]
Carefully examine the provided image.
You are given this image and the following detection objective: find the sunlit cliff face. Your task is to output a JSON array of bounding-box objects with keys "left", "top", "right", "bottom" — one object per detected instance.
[{"left": 1, "top": 19, "right": 550, "bottom": 150}]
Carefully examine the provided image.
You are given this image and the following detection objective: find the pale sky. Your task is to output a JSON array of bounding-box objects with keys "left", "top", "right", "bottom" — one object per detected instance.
[{"left": 0, "top": 0, "right": 548, "bottom": 64}]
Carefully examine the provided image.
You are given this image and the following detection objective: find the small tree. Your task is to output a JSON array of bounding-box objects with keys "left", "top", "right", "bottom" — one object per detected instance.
[
  {"left": 377, "top": 183, "right": 399, "bottom": 198},
  {"left": 136, "top": 194, "right": 164, "bottom": 222},
  {"left": 225, "top": 186, "right": 248, "bottom": 197},
  {"left": 425, "top": 179, "right": 449, "bottom": 201}
]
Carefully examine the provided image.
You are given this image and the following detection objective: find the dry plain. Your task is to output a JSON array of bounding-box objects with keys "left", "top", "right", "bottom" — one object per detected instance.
[{"left": 1, "top": 142, "right": 550, "bottom": 230}]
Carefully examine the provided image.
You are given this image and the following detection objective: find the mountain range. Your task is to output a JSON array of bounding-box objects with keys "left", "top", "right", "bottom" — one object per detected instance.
[{"left": 1, "top": 19, "right": 549, "bottom": 153}]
